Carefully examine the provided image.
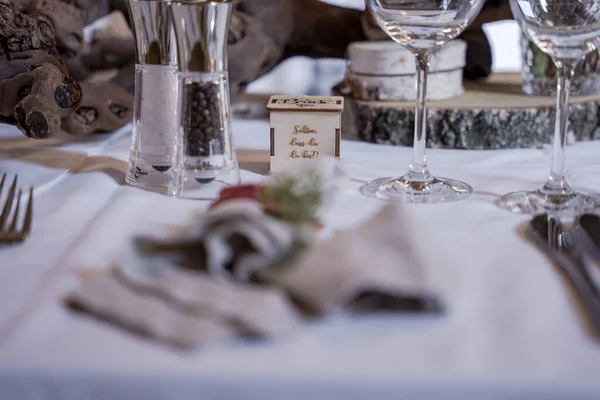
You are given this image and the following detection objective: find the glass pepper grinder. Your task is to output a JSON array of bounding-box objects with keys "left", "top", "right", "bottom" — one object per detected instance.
[
  {"left": 125, "top": 0, "right": 179, "bottom": 189},
  {"left": 168, "top": 0, "right": 240, "bottom": 200}
]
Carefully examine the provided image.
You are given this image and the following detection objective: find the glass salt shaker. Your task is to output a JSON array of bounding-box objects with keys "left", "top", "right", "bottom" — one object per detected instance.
[
  {"left": 168, "top": 0, "right": 240, "bottom": 200},
  {"left": 125, "top": 0, "right": 179, "bottom": 189}
]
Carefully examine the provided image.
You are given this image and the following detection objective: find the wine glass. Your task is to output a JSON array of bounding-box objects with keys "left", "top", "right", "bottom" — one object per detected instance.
[
  {"left": 496, "top": 0, "right": 600, "bottom": 216},
  {"left": 362, "top": 0, "right": 484, "bottom": 203}
]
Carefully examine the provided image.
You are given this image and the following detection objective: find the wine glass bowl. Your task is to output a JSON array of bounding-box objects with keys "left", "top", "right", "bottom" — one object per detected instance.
[
  {"left": 369, "top": 0, "right": 483, "bottom": 53},
  {"left": 512, "top": 0, "right": 600, "bottom": 60},
  {"left": 362, "top": 0, "right": 484, "bottom": 203},
  {"left": 496, "top": 0, "right": 600, "bottom": 216}
]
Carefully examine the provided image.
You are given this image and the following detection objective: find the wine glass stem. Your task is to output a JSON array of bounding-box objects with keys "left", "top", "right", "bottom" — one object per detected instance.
[
  {"left": 545, "top": 59, "right": 577, "bottom": 193},
  {"left": 407, "top": 52, "right": 432, "bottom": 182}
]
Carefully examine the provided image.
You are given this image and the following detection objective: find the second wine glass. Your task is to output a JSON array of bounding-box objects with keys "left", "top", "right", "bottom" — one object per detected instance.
[
  {"left": 362, "top": 0, "right": 484, "bottom": 203},
  {"left": 496, "top": 0, "right": 600, "bottom": 216}
]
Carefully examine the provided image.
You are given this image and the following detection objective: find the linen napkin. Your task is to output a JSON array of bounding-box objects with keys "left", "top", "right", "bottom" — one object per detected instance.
[
  {"left": 65, "top": 201, "right": 444, "bottom": 350},
  {"left": 65, "top": 157, "right": 444, "bottom": 349}
]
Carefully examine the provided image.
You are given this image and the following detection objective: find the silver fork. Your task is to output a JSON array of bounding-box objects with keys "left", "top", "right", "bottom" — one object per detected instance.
[{"left": 0, "top": 173, "right": 33, "bottom": 244}]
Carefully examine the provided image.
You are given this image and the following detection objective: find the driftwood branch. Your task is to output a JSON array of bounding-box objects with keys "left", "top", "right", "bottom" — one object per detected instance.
[
  {"left": 0, "top": 0, "right": 133, "bottom": 138},
  {"left": 0, "top": 2, "right": 82, "bottom": 138}
]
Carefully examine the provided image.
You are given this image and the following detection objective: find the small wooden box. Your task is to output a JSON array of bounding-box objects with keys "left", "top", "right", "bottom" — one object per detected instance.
[{"left": 268, "top": 95, "right": 344, "bottom": 173}]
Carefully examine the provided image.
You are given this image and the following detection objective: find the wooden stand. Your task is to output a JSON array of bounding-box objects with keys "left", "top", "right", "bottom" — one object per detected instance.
[{"left": 340, "top": 73, "right": 600, "bottom": 149}]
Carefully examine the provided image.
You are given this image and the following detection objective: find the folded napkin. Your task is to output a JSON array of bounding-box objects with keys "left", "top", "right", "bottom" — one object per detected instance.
[
  {"left": 65, "top": 158, "right": 444, "bottom": 349},
  {"left": 65, "top": 202, "right": 444, "bottom": 350}
]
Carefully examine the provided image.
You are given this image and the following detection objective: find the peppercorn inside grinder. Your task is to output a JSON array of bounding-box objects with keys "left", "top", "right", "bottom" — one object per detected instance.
[
  {"left": 125, "top": 0, "right": 179, "bottom": 189},
  {"left": 168, "top": 0, "right": 240, "bottom": 199}
]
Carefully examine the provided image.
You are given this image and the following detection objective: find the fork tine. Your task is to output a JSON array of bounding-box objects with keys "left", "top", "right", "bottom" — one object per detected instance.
[
  {"left": 20, "top": 187, "right": 33, "bottom": 237},
  {"left": 0, "top": 175, "right": 17, "bottom": 229},
  {"left": 8, "top": 189, "right": 21, "bottom": 234}
]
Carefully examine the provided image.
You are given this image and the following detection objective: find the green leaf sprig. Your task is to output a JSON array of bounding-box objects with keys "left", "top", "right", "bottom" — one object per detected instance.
[{"left": 258, "top": 168, "right": 324, "bottom": 226}]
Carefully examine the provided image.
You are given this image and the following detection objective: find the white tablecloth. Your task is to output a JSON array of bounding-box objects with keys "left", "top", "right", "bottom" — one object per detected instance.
[{"left": 1, "top": 119, "right": 600, "bottom": 400}]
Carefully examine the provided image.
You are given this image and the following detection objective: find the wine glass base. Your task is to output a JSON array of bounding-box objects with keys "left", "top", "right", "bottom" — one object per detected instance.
[
  {"left": 495, "top": 189, "right": 600, "bottom": 217},
  {"left": 361, "top": 176, "right": 473, "bottom": 204}
]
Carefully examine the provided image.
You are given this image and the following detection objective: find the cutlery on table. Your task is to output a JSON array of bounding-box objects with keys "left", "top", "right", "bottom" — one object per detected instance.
[
  {"left": 527, "top": 214, "right": 600, "bottom": 336},
  {"left": 0, "top": 173, "right": 33, "bottom": 244}
]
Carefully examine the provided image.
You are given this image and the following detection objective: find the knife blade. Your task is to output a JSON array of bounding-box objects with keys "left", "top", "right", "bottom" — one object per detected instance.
[
  {"left": 528, "top": 214, "right": 600, "bottom": 336},
  {"left": 574, "top": 214, "right": 600, "bottom": 264}
]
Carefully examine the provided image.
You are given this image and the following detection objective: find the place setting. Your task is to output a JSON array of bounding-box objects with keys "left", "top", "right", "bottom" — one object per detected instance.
[
  {"left": 1, "top": 0, "right": 600, "bottom": 398},
  {"left": 39, "top": 0, "right": 600, "bottom": 344}
]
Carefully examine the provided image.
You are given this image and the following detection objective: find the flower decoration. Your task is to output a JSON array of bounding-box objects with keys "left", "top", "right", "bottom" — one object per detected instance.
[
  {"left": 126, "top": 157, "right": 346, "bottom": 283},
  {"left": 210, "top": 157, "right": 344, "bottom": 227}
]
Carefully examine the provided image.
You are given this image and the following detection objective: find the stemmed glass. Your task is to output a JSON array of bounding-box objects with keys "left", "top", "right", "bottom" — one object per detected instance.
[
  {"left": 362, "top": 0, "right": 484, "bottom": 203},
  {"left": 496, "top": 0, "right": 600, "bottom": 216}
]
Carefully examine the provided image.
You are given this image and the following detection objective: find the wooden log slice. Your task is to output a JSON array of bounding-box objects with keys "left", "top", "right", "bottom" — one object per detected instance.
[{"left": 340, "top": 73, "right": 600, "bottom": 149}]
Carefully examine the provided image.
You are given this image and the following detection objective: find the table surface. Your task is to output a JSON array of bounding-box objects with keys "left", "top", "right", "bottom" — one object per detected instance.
[{"left": 1, "top": 119, "right": 600, "bottom": 400}]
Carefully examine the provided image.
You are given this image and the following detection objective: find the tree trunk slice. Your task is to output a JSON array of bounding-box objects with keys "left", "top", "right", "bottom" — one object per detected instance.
[{"left": 340, "top": 73, "right": 600, "bottom": 149}]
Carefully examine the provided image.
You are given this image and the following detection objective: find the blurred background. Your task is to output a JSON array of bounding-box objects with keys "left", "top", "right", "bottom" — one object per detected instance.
[{"left": 247, "top": 0, "right": 522, "bottom": 97}]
